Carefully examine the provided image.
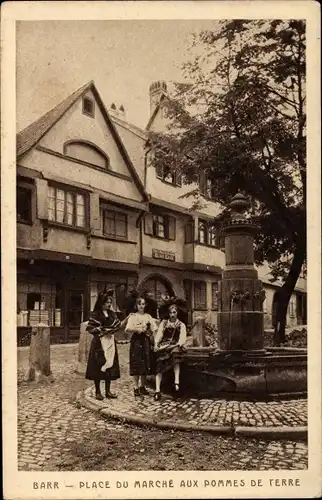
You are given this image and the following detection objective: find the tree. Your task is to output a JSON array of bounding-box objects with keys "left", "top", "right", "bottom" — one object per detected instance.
[{"left": 148, "top": 20, "right": 306, "bottom": 344}]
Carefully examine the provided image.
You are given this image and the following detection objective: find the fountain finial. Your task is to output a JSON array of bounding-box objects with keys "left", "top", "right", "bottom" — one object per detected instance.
[{"left": 229, "top": 192, "right": 250, "bottom": 220}]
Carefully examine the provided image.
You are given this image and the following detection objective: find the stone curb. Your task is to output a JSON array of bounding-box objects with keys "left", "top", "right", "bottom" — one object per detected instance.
[
  {"left": 76, "top": 390, "right": 308, "bottom": 441},
  {"left": 235, "top": 426, "right": 308, "bottom": 441}
]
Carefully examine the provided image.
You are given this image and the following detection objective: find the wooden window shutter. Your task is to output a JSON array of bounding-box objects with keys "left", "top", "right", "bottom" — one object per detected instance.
[
  {"left": 219, "top": 230, "right": 225, "bottom": 251},
  {"left": 168, "top": 215, "right": 176, "bottom": 240},
  {"left": 144, "top": 213, "right": 154, "bottom": 235},
  {"left": 185, "top": 220, "right": 194, "bottom": 243},
  {"left": 199, "top": 171, "right": 206, "bottom": 195},
  {"left": 89, "top": 193, "right": 100, "bottom": 231},
  {"left": 175, "top": 172, "right": 182, "bottom": 186},
  {"left": 155, "top": 165, "right": 163, "bottom": 179},
  {"left": 35, "top": 179, "right": 48, "bottom": 220},
  {"left": 212, "top": 282, "right": 219, "bottom": 310}
]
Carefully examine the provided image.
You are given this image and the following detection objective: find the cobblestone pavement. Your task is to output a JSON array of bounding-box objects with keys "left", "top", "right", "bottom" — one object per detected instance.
[
  {"left": 18, "top": 344, "right": 308, "bottom": 471},
  {"left": 84, "top": 345, "right": 307, "bottom": 429}
]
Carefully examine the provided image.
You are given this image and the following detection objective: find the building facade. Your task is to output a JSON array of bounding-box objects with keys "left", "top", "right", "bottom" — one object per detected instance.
[
  {"left": 16, "top": 82, "right": 148, "bottom": 343},
  {"left": 16, "top": 80, "right": 307, "bottom": 343}
]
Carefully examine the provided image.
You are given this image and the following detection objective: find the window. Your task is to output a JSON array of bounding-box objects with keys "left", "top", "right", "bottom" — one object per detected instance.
[
  {"left": 83, "top": 96, "right": 95, "bottom": 117},
  {"left": 198, "top": 221, "right": 207, "bottom": 244},
  {"left": 183, "top": 279, "right": 193, "bottom": 308},
  {"left": 199, "top": 172, "right": 216, "bottom": 200},
  {"left": 198, "top": 219, "right": 220, "bottom": 247},
  {"left": 211, "top": 282, "right": 219, "bottom": 310},
  {"left": 103, "top": 209, "right": 127, "bottom": 239},
  {"left": 144, "top": 213, "right": 176, "bottom": 240},
  {"left": 153, "top": 214, "right": 165, "bottom": 238},
  {"left": 288, "top": 300, "right": 295, "bottom": 317},
  {"left": 206, "top": 178, "right": 216, "bottom": 199},
  {"left": 156, "top": 165, "right": 182, "bottom": 186},
  {"left": 17, "top": 186, "right": 32, "bottom": 224},
  {"left": 184, "top": 220, "right": 194, "bottom": 243},
  {"left": 48, "top": 186, "right": 86, "bottom": 228},
  {"left": 194, "top": 281, "right": 207, "bottom": 309}
]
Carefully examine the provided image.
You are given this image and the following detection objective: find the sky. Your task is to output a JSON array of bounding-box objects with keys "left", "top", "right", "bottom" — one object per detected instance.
[{"left": 16, "top": 20, "right": 219, "bottom": 131}]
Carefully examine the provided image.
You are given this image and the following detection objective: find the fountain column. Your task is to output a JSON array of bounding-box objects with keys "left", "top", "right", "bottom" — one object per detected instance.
[{"left": 218, "top": 193, "right": 266, "bottom": 352}]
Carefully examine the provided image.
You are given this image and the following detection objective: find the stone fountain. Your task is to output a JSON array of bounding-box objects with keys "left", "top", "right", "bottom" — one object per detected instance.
[{"left": 172, "top": 193, "right": 307, "bottom": 400}]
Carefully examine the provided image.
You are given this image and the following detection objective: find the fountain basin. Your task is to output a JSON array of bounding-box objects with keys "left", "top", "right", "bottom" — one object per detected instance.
[{"left": 161, "top": 347, "right": 307, "bottom": 401}]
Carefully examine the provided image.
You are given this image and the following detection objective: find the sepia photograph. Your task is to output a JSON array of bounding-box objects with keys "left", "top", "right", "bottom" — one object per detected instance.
[{"left": 1, "top": 1, "right": 321, "bottom": 499}]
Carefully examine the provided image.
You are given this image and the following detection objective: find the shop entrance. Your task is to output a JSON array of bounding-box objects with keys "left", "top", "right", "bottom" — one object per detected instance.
[{"left": 139, "top": 275, "right": 174, "bottom": 305}]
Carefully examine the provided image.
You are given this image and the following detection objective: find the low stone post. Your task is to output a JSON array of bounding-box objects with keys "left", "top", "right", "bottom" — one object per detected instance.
[
  {"left": 25, "top": 324, "right": 53, "bottom": 383},
  {"left": 191, "top": 316, "right": 206, "bottom": 347},
  {"left": 76, "top": 321, "right": 92, "bottom": 374}
]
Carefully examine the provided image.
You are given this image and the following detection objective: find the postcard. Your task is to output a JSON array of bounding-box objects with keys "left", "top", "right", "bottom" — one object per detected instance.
[{"left": 1, "top": 1, "right": 321, "bottom": 499}]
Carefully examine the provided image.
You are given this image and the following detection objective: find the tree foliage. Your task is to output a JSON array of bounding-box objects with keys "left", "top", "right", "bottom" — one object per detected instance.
[{"left": 149, "top": 20, "right": 306, "bottom": 342}]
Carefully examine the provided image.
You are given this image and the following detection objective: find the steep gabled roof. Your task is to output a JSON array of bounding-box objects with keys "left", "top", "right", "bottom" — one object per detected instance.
[
  {"left": 16, "top": 81, "right": 92, "bottom": 158},
  {"left": 16, "top": 81, "right": 149, "bottom": 201},
  {"left": 110, "top": 114, "right": 148, "bottom": 141}
]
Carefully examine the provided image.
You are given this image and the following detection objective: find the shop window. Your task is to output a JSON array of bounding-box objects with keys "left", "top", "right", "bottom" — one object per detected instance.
[
  {"left": 26, "top": 293, "right": 41, "bottom": 310},
  {"left": 102, "top": 209, "right": 127, "bottom": 239},
  {"left": 194, "top": 281, "right": 207, "bottom": 309},
  {"left": 17, "top": 186, "right": 32, "bottom": 224},
  {"left": 17, "top": 280, "right": 58, "bottom": 327},
  {"left": 144, "top": 213, "right": 176, "bottom": 240},
  {"left": 211, "top": 282, "right": 219, "bottom": 310},
  {"left": 90, "top": 280, "right": 132, "bottom": 314},
  {"left": 83, "top": 96, "right": 95, "bottom": 117},
  {"left": 48, "top": 185, "right": 87, "bottom": 228}
]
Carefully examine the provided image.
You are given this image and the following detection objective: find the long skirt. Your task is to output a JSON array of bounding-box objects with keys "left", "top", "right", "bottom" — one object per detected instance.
[
  {"left": 155, "top": 345, "right": 181, "bottom": 374},
  {"left": 129, "top": 332, "right": 155, "bottom": 376},
  {"left": 85, "top": 335, "right": 120, "bottom": 381}
]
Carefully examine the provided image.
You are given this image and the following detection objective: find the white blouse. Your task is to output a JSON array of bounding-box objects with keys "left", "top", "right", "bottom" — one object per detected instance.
[{"left": 124, "top": 313, "right": 158, "bottom": 334}]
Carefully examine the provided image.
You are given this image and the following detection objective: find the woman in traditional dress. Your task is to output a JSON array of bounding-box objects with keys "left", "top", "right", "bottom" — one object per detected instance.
[
  {"left": 125, "top": 297, "right": 158, "bottom": 396},
  {"left": 153, "top": 302, "right": 187, "bottom": 401},
  {"left": 85, "top": 291, "right": 121, "bottom": 401}
]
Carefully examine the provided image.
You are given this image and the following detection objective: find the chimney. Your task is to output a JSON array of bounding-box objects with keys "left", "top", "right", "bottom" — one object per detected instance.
[
  {"left": 118, "top": 105, "right": 126, "bottom": 120},
  {"left": 149, "top": 81, "right": 167, "bottom": 116},
  {"left": 109, "top": 103, "right": 126, "bottom": 120}
]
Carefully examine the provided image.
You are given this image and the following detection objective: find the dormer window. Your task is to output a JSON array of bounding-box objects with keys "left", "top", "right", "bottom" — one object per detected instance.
[
  {"left": 82, "top": 96, "right": 95, "bottom": 117},
  {"left": 200, "top": 171, "right": 216, "bottom": 200},
  {"left": 155, "top": 165, "right": 182, "bottom": 186}
]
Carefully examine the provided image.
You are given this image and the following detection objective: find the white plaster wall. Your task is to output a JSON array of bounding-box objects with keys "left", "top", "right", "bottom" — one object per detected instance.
[
  {"left": 39, "top": 90, "right": 130, "bottom": 177},
  {"left": 20, "top": 148, "right": 141, "bottom": 202}
]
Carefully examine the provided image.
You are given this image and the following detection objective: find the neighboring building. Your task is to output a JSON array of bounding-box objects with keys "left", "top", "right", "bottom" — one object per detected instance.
[
  {"left": 16, "top": 81, "right": 149, "bottom": 343},
  {"left": 16, "top": 80, "right": 307, "bottom": 344}
]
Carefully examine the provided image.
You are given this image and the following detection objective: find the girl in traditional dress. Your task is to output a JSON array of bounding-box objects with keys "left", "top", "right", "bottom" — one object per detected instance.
[
  {"left": 85, "top": 291, "right": 121, "bottom": 401},
  {"left": 125, "top": 297, "right": 158, "bottom": 396},
  {"left": 153, "top": 302, "right": 187, "bottom": 401}
]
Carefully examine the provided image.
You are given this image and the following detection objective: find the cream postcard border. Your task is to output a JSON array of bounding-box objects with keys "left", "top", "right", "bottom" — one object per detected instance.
[{"left": 1, "top": 1, "right": 321, "bottom": 499}]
